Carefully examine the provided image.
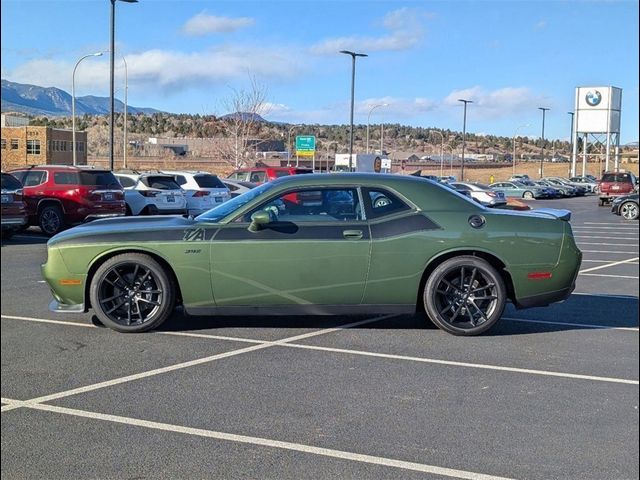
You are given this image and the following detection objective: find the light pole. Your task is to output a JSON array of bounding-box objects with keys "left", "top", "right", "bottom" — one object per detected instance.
[
  {"left": 340, "top": 50, "right": 367, "bottom": 171},
  {"left": 512, "top": 124, "right": 529, "bottom": 175},
  {"left": 458, "top": 99, "right": 473, "bottom": 180},
  {"left": 443, "top": 144, "right": 455, "bottom": 176},
  {"left": 287, "top": 125, "right": 300, "bottom": 166},
  {"left": 110, "top": 0, "right": 138, "bottom": 171},
  {"left": 366, "top": 103, "right": 387, "bottom": 153},
  {"left": 325, "top": 141, "right": 338, "bottom": 173},
  {"left": 538, "top": 107, "right": 550, "bottom": 178},
  {"left": 428, "top": 130, "right": 445, "bottom": 177},
  {"left": 72, "top": 52, "right": 102, "bottom": 166},
  {"left": 122, "top": 55, "right": 128, "bottom": 169}
]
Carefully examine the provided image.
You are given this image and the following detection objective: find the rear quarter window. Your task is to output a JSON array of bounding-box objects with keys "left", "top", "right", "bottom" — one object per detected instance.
[
  {"left": 142, "top": 176, "right": 181, "bottom": 190},
  {"left": 195, "top": 174, "right": 225, "bottom": 188},
  {"left": 54, "top": 172, "right": 79, "bottom": 185}
]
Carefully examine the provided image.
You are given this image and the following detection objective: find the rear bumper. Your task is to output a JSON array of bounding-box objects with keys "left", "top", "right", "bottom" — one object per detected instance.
[
  {"left": 514, "top": 283, "right": 576, "bottom": 309},
  {"left": 1, "top": 215, "right": 27, "bottom": 227}
]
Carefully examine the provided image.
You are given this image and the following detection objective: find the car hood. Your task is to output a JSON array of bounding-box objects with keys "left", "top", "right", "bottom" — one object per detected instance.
[{"left": 48, "top": 215, "right": 200, "bottom": 247}]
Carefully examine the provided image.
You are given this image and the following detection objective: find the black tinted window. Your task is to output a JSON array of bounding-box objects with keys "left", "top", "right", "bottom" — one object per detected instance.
[
  {"left": 1, "top": 173, "right": 22, "bottom": 190},
  {"left": 80, "top": 171, "right": 119, "bottom": 187},
  {"left": 195, "top": 174, "right": 225, "bottom": 188},
  {"left": 116, "top": 176, "right": 136, "bottom": 188},
  {"left": 142, "top": 176, "right": 181, "bottom": 190},
  {"left": 602, "top": 173, "right": 632, "bottom": 183},
  {"left": 54, "top": 172, "right": 79, "bottom": 185},
  {"left": 363, "top": 188, "right": 411, "bottom": 219}
]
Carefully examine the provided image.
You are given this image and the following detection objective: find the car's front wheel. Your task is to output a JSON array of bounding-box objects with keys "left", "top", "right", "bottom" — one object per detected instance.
[
  {"left": 89, "top": 253, "right": 175, "bottom": 332},
  {"left": 423, "top": 256, "right": 507, "bottom": 336},
  {"left": 620, "top": 201, "right": 639, "bottom": 220}
]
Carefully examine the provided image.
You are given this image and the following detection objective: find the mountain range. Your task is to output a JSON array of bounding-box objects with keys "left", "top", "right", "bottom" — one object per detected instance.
[{"left": 1, "top": 79, "right": 162, "bottom": 117}]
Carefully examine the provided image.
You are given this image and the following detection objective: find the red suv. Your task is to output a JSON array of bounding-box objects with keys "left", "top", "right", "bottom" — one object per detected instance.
[
  {"left": 8, "top": 165, "right": 125, "bottom": 236},
  {"left": 598, "top": 171, "right": 638, "bottom": 206},
  {"left": 227, "top": 166, "right": 319, "bottom": 205},
  {"left": 227, "top": 166, "right": 314, "bottom": 184}
]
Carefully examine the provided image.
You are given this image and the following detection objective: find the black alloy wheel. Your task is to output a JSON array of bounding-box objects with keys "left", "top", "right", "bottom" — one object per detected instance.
[
  {"left": 90, "top": 253, "right": 175, "bottom": 332},
  {"left": 424, "top": 256, "right": 506, "bottom": 336},
  {"left": 39, "top": 205, "right": 65, "bottom": 236}
]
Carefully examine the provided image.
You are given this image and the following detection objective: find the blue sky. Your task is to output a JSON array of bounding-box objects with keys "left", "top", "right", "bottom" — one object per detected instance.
[{"left": 1, "top": 0, "right": 638, "bottom": 143}]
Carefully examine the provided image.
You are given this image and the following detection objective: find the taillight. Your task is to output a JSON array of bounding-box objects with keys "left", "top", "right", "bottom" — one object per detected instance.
[
  {"left": 88, "top": 189, "right": 102, "bottom": 201},
  {"left": 140, "top": 190, "right": 159, "bottom": 197},
  {"left": 193, "top": 191, "right": 210, "bottom": 197}
]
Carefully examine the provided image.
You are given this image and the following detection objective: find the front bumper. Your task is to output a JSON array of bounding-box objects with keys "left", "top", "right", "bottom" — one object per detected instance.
[
  {"left": 49, "top": 299, "right": 86, "bottom": 313},
  {"left": 84, "top": 213, "right": 125, "bottom": 222}
]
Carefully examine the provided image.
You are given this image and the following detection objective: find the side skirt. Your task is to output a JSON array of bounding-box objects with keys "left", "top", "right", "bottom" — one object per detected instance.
[{"left": 184, "top": 304, "right": 416, "bottom": 317}]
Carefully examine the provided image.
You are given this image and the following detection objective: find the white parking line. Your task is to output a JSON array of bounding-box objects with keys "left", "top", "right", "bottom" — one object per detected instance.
[
  {"left": 2, "top": 314, "right": 637, "bottom": 388},
  {"left": 580, "top": 273, "right": 639, "bottom": 279},
  {"left": 1, "top": 315, "right": 397, "bottom": 407},
  {"left": 573, "top": 225, "right": 639, "bottom": 229},
  {"left": 572, "top": 292, "right": 639, "bottom": 299},
  {"left": 582, "top": 222, "right": 640, "bottom": 226},
  {"left": 581, "top": 259, "right": 639, "bottom": 264},
  {"left": 0, "top": 399, "right": 515, "bottom": 480},
  {"left": 502, "top": 317, "right": 638, "bottom": 332},
  {"left": 577, "top": 242, "right": 639, "bottom": 247},
  {"left": 575, "top": 236, "right": 639, "bottom": 240},
  {"left": 579, "top": 257, "right": 639, "bottom": 273},
  {"left": 581, "top": 250, "right": 640, "bottom": 254}
]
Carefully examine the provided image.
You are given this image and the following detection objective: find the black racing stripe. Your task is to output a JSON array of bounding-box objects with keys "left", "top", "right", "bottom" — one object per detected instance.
[
  {"left": 369, "top": 213, "right": 440, "bottom": 239},
  {"left": 215, "top": 222, "right": 370, "bottom": 241},
  {"left": 53, "top": 228, "right": 219, "bottom": 245}
]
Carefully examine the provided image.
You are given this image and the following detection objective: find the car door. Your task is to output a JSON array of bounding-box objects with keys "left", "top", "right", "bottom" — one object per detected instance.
[{"left": 209, "top": 186, "right": 370, "bottom": 308}]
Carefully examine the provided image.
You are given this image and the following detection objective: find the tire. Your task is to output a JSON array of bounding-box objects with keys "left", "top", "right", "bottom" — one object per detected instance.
[
  {"left": 522, "top": 191, "right": 534, "bottom": 200},
  {"left": 38, "top": 205, "right": 65, "bottom": 236},
  {"left": 89, "top": 253, "right": 175, "bottom": 333},
  {"left": 620, "top": 201, "right": 639, "bottom": 220},
  {"left": 423, "top": 256, "right": 507, "bottom": 336},
  {"left": 125, "top": 204, "right": 133, "bottom": 216}
]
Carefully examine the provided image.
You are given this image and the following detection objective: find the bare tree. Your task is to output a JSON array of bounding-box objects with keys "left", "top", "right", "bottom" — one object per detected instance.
[{"left": 215, "top": 75, "right": 270, "bottom": 168}]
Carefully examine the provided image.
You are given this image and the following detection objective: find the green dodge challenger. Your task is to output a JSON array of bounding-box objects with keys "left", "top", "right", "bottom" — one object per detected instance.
[{"left": 42, "top": 173, "right": 582, "bottom": 335}]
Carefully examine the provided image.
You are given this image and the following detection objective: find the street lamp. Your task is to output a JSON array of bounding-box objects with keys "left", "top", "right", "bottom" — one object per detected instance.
[
  {"left": 110, "top": 0, "right": 138, "bottom": 171},
  {"left": 366, "top": 103, "right": 387, "bottom": 153},
  {"left": 122, "top": 55, "right": 128, "bottom": 169},
  {"left": 340, "top": 50, "right": 367, "bottom": 171},
  {"left": 443, "top": 144, "right": 455, "bottom": 176},
  {"left": 72, "top": 52, "right": 102, "bottom": 166},
  {"left": 428, "top": 130, "right": 445, "bottom": 177},
  {"left": 512, "top": 124, "right": 529, "bottom": 175},
  {"left": 458, "top": 99, "right": 473, "bottom": 180},
  {"left": 538, "top": 107, "right": 550, "bottom": 178}
]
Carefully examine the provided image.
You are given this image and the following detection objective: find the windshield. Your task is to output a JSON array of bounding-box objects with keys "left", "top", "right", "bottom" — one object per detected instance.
[{"left": 196, "top": 182, "right": 275, "bottom": 222}]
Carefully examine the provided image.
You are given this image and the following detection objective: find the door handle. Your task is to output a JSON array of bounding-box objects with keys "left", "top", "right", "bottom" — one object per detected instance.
[{"left": 343, "top": 229, "right": 363, "bottom": 240}]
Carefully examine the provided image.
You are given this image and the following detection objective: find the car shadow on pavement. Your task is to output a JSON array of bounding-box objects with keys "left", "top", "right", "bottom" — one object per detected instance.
[{"left": 92, "top": 293, "right": 638, "bottom": 336}]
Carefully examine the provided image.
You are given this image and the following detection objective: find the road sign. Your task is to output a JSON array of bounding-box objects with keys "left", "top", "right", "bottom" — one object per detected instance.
[{"left": 295, "top": 135, "right": 316, "bottom": 154}]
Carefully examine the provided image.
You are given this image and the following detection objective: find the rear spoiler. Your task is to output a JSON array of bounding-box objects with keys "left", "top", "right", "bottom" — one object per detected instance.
[{"left": 532, "top": 208, "right": 572, "bottom": 221}]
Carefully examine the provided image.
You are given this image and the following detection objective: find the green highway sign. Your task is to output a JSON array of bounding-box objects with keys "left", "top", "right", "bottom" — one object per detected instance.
[{"left": 295, "top": 135, "right": 316, "bottom": 154}]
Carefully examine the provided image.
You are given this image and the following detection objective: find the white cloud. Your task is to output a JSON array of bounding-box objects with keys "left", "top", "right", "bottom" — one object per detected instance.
[
  {"left": 5, "top": 46, "right": 300, "bottom": 95},
  {"left": 443, "top": 86, "right": 547, "bottom": 119},
  {"left": 356, "top": 96, "right": 437, "bottom": 117},
  {"left": 182, "top": 12, "right": 254, "bottom": 36},
  {"left": 310, "top": 7, "right": 430, "bottom": 55},
  {"left": 534, "top": 20, "right": 547, "bottom": 31}
]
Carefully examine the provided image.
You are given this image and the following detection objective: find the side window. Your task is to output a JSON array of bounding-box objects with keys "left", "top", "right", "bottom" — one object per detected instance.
[
  {"left": 249, "top": 171, "right": 266, "bottom": 183},
  {"left": 23, "top": 170, "right": 47, "bottom": 187},
  {"left": 54, "top": 172, "right": 79, "bottom": 185},
  {"left": 242, "top": 188, "right": 362, "bottom": 223},
  {"left": 116, "top": 176, "right": 136, "bottom": 188},
  {"left": 174, "top": 175, "right": 187, "bottom": 186},
  {"left": 10, "top": 170, "right": 27, "bottom": 183},
  {"left": 363, "top": 188, "right": 411, "bottom": 219}
]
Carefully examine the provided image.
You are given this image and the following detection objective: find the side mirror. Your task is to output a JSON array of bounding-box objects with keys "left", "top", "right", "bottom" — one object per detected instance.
[{"left": 248, "top": 210, "right": 271, "bottom": 232}]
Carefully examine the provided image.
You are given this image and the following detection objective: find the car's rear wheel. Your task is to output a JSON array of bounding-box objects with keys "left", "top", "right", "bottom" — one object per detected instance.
[
  {"left": 522, "top": 191, "right": 534, "bottom": 199},
  {"left": 423, "top": 256, "right": 506, "bottom": 336},
  {"left": 620, "top": 201, "right": 639, "bottom": 220},
  {"left": 90, "top": 253, "right": 175, "bottom": 333},
  {"left": 39, "top": 205, "right": 65, "bottom": 236}
]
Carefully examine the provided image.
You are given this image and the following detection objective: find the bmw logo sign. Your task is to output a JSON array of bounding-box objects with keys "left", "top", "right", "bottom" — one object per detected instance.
[{"left": 585, "top": 90, "right": 602, "bottom": 107}]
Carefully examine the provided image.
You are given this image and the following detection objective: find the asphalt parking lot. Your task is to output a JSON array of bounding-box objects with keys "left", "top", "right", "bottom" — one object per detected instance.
[{"left": 1, "top": 195, "right": 638, "bottom": 480}]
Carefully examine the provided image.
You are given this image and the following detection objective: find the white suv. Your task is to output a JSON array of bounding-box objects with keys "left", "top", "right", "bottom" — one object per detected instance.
[
  {"left": 115, "top": 172, "right": 187, "bottom": 216},
  {"left": 160, "top": 171, "right": 230, "bottom": 216}
]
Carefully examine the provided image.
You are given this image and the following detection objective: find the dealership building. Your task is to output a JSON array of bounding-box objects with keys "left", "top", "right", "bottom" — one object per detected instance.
[{"left": 1, "top": 114, "right": 87, "bottom": 170}]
